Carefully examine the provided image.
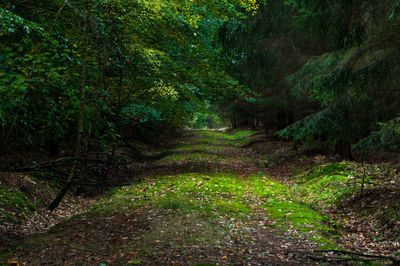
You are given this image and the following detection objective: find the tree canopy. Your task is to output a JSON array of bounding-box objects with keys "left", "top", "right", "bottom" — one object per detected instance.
[
  {"left": 0, "top": 0, "right": 258, "bottom": 151},
  {"left": 1, "top": 0, "right": 400, "bottom": 157}
]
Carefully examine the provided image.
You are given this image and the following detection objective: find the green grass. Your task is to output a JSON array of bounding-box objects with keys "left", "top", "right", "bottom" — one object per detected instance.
[
  {"left": 197, "top": 130, "right": 259, "bottom": 141},
  {"left": 158, "top": 152, "right": 256, "bottom": 166},
  {"left": 293, "top": 175, "right": 353, "bottom": 208},
  {"left": 157, "top": 153, "right": 228, "bottom": 163},
  {"left": 92, "top": 172, "right": 339, "bottom": 248},
  {"left": 302, "top": 162, "right": 351, "bottom": 181},
  {"left": 194, "top": 129, "right": 259, "bottom": 147},
  {"left": 171, "top": 144, "right": 236, "bottom": 153},
  {"left": 0, "top": 188, "right": 36, "bottom": 223},
  {"left": 226, "top": 130, "right": 260, "bottom": 140},
  {"left": 291, "top": 162, "right": 360, "bottom": 209},
  {"left": 2, "top": 129, "right": 355, "bottom": 265}
]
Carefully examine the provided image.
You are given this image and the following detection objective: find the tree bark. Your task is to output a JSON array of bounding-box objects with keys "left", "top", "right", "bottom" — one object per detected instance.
[
  {"left": 48, "top": 1, "right": 91, "bottom": 211},
  {"left": 335, "top": 140, "right": 353, "bottom": 160}
]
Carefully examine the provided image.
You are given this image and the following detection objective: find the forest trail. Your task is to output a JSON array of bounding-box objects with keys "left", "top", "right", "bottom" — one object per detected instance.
[
  {"left": 3, "top": 130, "right": 364, "bottom": 264},
  {"left": 4, "top": 1, "right": 400, "bottom": 264}
]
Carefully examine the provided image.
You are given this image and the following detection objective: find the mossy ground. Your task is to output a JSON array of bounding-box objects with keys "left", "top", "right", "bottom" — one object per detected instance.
[
  {"left": 0, "top": 174, "right": 57, "bottom": 225},
  {"left": 3, "top": 129, "right": 399, "bottom": 264},
  {"left": 292, "top": 162, "right": 355, "bottom": 207},
  {"left": 96, "top": 172, "right": 339, "bottom": 247},
  {"left": 196, "top": 129, "right": 259, "bottom": 141},
  {"left": 0, "top": 188, "right": 36, "bottom": 223}
]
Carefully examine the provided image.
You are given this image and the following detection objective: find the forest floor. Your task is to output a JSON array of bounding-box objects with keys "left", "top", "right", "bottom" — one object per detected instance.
[{"left": 1, "top": 129, "right": 400, "bottom": 265}]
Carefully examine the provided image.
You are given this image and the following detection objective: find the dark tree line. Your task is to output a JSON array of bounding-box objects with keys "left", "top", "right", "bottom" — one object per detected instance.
[{"left": 218, "top": 0, "right": 400, "bottom": 158}]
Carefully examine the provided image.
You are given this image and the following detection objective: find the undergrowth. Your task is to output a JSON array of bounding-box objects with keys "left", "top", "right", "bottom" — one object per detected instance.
[{"left": 292, "top": 161, "right": 389, "bottom": 209}]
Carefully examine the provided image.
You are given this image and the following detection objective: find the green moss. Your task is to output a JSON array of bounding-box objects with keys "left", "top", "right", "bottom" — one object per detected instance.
[
  {"left": 293, "top": 175, "right": 352, "bottom": 206},
  {"left": 196, "top": 138, "right": 221, "bottom": 144},
  {"left": 225, "top": 138, "right": 254, "bottom": 146},
  {"left": 228, "top": 130, "right": 260, "bottom": 140},
  {"left": 158, "top": 153, "right": 228, "bottom": 163},
  {"left": 171, "top": 144, "right": 235, "bottom": 153},
  {"left": 0, "top": 188, "right": 37, "bottom": 223},
  {"left": 196, "top": 130, "right": 225, "bottom": 139},
  {"left": 292, "top": 162, "right": 359, "bottom": 209},
  {"left": 303, "top": 162, "right": 350, "bottom": 181},
  {"left": 197, "top": 130, "right": 259, "bottom": 141},
  {"left": 91, "top": 172, "right": 339, "bottom": 248}
]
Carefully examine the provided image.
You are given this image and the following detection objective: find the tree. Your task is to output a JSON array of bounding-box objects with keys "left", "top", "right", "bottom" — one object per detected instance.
[
  {"left": 1, "top": 0, "right": 260, "bottom": 209},
  {"left": 217, "top": 0, "right": 400, "bottom": 157},
  {"left": 278, "top": 0, "right": 400, "bottom": 157}
]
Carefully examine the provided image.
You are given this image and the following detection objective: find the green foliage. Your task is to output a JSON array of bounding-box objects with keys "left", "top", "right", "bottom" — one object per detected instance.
[
  {"left": 273, "top": 1, "right": 400, "bottom": 152},
  {"left": 284, "top": 0, "right": 366, "bottom": 49},
  {"left": 355, "top": 117, "right": 400, "bottom": 154},
  {"left": 389, "top": 0, "right": 400, "bottom": 19},
  {"left": 217, "top": 0, "right": 318, "bottom": 130},
  {"left": 276, "top": 108, "right": 350, "bottom": 145},
  {"left": 188, "top": 112, "right": 222, "bottom": 129},
  {"left": 0, "top": 0, "right": 260, "bottom": 150},
  {"left": 217, "top": 0, "right": 400, "bottom": 155},
  {"left": 3, "top": 0, "right": 399, "bottom": 157},
  {"left": 0, "top": 8, "right": 78, "bottom": 143}
]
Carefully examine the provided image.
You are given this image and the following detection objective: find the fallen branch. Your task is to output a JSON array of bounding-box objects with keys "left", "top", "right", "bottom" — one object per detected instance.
[
  {"left": 19, "top": 157, "right": 74, "bottom": 170},
  {"left": 312, "top": 250, "right": 400, "bottom": 264},
  {"left": 19, "top": 156, "right": 118, "bottom": 172}
]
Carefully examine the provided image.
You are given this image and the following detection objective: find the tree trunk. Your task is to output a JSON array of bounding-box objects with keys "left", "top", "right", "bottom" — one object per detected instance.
[
  {"left": 48, "top": 1, "right": 91, "bottom": 211},
  {"left": 335, "top": 140, "right": 353, "bottom": 160}
]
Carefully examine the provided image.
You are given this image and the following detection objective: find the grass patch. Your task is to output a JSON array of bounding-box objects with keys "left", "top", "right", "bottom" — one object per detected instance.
[
  {"left": 293, "top": 175, "right": 353, "bottom": 208},
  {"left": 0, "top": 188, "right": 36, "bottom": 223},
  {"left": 227, "top": 130, "right": 260, "bottom": 140},
  {"left": 93, "top": 173, "right": 339, "bottom": 248},
  {"left": 171, "top": 144, "right": 236, "bottom": 153},
  {"left": 302, "top": 162, "right": 351, "bottom": 181},
  {"left": 293, "top": 162, "right": 400, "bottom": 243},
  {"left": 157, "top": 153, "right": 228, "bottom": 163},
  {"left": 197, "top": 130, "right": 259, "bottom": 141},
  {"left": 292, "top": 162, "right": 366, "bottom": 209}
]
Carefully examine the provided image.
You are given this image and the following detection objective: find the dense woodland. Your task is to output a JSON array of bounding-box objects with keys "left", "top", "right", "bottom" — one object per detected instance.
[
  {"left": 1, "top": 0, "right": 400, "bottom": 264},
  {"left": 1, "top": 0, "right": 400, "bottom": 161}
]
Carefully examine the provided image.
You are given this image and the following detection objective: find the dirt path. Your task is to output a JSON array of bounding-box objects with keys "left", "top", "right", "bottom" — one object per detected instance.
[{"left": 1, "top": 130, "right": 374, "bottom": 265}]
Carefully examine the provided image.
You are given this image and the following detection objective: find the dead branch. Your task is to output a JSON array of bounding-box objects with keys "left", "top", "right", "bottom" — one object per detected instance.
[
  {"left": 312, "top": 250, "right": 400, "bottom": 264},
  {"left": 19, "top": 157, "right": 74, "bottom": 170}
]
